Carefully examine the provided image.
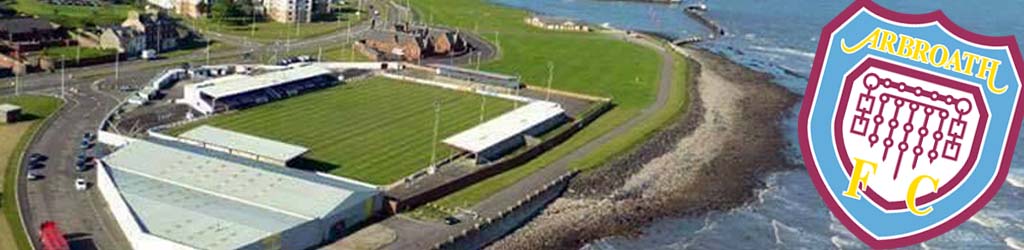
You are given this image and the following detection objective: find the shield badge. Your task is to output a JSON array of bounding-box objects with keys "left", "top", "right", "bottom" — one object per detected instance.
[{"left": 799, "top": 1, "right": 1024, "bottom": 248}]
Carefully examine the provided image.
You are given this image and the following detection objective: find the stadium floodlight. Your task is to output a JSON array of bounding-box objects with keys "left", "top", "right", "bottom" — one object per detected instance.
[{"left": 429, "top": 100, "right": 442, "bottom": 172}]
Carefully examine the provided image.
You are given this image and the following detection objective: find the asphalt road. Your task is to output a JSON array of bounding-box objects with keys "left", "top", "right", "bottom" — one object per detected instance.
[{"left": 17, "top": 75, "right": 134, "bottom": 250}]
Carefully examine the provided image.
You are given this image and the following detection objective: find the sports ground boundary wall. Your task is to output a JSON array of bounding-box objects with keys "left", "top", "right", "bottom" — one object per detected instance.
[
  {"left": 431, "top": 171, "right": 577, "bottom": 250},
  {"left": 378, "top": 72, "right": 534, "bottom": 103},
  {"left": 388, "top": 100, "right": 612, "bottom": 212}
]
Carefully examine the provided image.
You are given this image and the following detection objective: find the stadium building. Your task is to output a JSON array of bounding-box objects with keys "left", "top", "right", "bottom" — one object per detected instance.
[
  {"left": 97, "top": 138, "right": 381, "bottom": 250},
  {"left": 444, "top": 101, "right": 567, "bottom": 163},
  {"left": 183, "top": 66, "right": 341, "bottom": 114},
  {"left": 431, "top": 64, "right": 523, "bottom": 89}
]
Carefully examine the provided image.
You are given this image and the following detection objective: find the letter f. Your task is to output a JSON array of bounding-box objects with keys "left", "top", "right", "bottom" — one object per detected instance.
[{"left": 843, "top": 158, "right": 878, "bottom": 200}]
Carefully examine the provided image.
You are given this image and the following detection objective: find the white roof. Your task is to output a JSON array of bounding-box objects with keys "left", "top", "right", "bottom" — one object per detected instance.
[
  {"left": 0, "top": 104, "right": 21, "bottom": 112},
  {"left": 179, "top": 125, "right": 309, "bottom": 162},
  {"left": 103, "top": 139, "right": 379, "bottom": 249},
  {"left": 195, "top": 66, "right": 332, "bottom": 98},
  {"left": 443, "top": 101, "right": 564, "bottom": 153}
]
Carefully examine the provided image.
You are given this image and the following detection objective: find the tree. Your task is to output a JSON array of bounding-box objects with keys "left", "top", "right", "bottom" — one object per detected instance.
[{"left": 210, "top": 0, "right": 245, "bottom": 23}]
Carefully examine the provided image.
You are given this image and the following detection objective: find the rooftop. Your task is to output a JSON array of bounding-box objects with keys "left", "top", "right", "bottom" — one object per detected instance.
[
  {"left": 443, "top": 101, "right": 565, "bottom": 153},
  {"left": 194, "top": 66, "right": 333, "bottom": 98},
  {"left": 0, "top": 17, "right": 54, "bottom": 34},
  {"left": 103, "top": 139, "right": 379, "bottom": 249},
  {"left": 179, "top": 125, "right": 309, "bottom": 163},
  {"left": 0, "top": 103, "right": 20, "bottom": 112},
  {"left": 111, "top": 168, "right": 306, "bottom": 249}
]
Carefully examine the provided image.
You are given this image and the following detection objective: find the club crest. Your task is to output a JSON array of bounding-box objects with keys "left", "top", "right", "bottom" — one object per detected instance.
[{"left": 799, "top": 1, "right": 1024, "bottom": 248}]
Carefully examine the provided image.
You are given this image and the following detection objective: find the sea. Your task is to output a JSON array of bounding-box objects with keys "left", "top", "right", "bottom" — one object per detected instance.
[{"left": 488, "top": 0, "right": 1024, "bottom": 249}]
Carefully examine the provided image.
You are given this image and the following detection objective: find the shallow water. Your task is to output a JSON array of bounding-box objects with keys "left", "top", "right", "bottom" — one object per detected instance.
[{"left": 490, "top": 0, "right": 1024, "bottom": 248}]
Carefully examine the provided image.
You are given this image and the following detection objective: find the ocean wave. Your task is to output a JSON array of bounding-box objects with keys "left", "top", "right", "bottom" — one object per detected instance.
[
  {"left": 829, "top": 235, "right": 862, "bottom": 250},
  {"left": 748, "top": 45, "right": 816, "bottom": 59},
  {"left": 1007, "top": 174, "right": 1024, "bottom": 189},
  {"left": 1007, "top": 237, "right": 1024, "bottom": 250},
  {"left": 968, "top": 213, "right": 1003, "bottom": 229}
]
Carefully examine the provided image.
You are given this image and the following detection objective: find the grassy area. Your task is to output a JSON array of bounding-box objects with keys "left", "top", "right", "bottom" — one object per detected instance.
[
  {"left": 40, "top": 46, "right": 116, "bottom": 61},
  {"left": 279, "top": 42, "right": 368, "bottom": 62},
  {"left": 168, "top": 77, "right": 516, "bottom": 185},
  {"left": 406, "top": 0, "right": 690, "bottom": 217},
  {"left": 0, "top": 95, "right": 63, "bottom": 250},
  {"left": 186, "top": 4, "right": 366, "bottom": 43},
  {"left": 9, "top": 0, "right": 138, "bottom": 28}
]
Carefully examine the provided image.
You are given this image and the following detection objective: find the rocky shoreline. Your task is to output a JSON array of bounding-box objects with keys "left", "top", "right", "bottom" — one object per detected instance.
[{"left": 488, "top": 47, "right": 801, "bottom": 250}]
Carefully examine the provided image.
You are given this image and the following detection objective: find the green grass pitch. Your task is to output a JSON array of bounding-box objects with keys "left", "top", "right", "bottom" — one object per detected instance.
[{"left": 171, "top": 77, "right": 516, "bottom": 185}]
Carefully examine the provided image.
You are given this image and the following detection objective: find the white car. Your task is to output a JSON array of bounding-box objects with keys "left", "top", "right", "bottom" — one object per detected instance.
[
  {"left": 75, "top": 178, "right": 87, "bottom": 191},
  {"left": 26, "top": 171, "right": 40, "bottom": 181}
]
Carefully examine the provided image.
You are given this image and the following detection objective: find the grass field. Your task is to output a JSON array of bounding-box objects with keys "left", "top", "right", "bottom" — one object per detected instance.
[
  {"left": 170, "top": 77, "right": 515, "bottom": 185},
  {"left": 41, "top": 46, "right": 117, "bottom": 61},
  {"left": 10, "top": 0, "right": 138, "bottom": 28},
  {"left": 0, "top": 95, "right": 63, "bottom": 250},
  {"left": 406, "top": 0, "right": 690, "bottom": 217}
]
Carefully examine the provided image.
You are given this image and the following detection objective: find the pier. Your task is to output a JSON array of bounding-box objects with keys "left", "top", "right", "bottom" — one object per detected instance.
[{"left": 672, "top": 3, "right": 725, "bottom": 46}]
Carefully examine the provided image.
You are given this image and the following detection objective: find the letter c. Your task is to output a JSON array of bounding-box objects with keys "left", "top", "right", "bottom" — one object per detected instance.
[{"left": 906, "top": 175, "right": 940, "bottom": 216}]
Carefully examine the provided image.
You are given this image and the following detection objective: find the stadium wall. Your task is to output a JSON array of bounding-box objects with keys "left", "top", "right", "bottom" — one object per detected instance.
[{"left": 379, "top": 72, "right": 533, "bottom": 103}]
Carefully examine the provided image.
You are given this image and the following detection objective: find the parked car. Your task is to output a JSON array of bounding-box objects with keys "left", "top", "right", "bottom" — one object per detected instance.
[
  {"left": 75, "top": 160, "right": 87, "bottom": 172},
  {"left": 28, "top": 153, "right": 46, "bottom": 163},
  {"left": 443, "top": 216, "right": 461, "bottom": 225},
  {"left": 74, "top": 178, "right": 87, "bottom": 191},
  {"left": 28, "top": 161, "right": 44, "bottom": 170},
  {"left": 141, "top": 49, "right": 157, "bottom": 60},
  {"left": 27, "top": 171, "right": 40, "bottom": 181},
  {"left": 80, "top": 140, "right": 91, "bottom": 149},
  {"left": 83, "top": 132, "right": 94, "bottom": 141}
]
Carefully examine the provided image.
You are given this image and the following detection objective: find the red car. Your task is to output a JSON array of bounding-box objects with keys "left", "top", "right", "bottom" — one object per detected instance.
[{"left": 39, "top": 221, "right": 69, "bottom": 250}]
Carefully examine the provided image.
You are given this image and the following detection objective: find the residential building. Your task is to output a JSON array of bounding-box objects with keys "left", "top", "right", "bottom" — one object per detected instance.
[
  {"left": 99, "top": 26, "right": 146, "bottom": 55},
  {"left": 263, "top": 0, "right": 328, "bottom": 23},
  {"left": 0, "top": 17, "right": 67, "bottom": 52},
  {"left": 175, "top": 0, "right": 207, "bottom": 18},
  {"left": 122, "top": 9, "right": 179, "bottom": 52},
  {"left": 147, "top": 0, "right": 206, "bottom": 18}
]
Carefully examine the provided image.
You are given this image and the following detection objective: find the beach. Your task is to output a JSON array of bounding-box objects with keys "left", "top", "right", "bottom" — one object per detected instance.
[{"left": 488, "top": 47, "right": 800, "bottom": 250}]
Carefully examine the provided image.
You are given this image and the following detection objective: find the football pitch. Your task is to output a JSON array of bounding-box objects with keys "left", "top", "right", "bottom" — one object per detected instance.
[{"left": 171, "top": 77, "right": 516, "bottom": 185}]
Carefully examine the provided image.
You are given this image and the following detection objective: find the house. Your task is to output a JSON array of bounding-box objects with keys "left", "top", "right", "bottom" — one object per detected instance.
[
  {"left": 357, "top": 26, "right": 471, "bottom": 62},
  {"left": 0, "top": 17, "right": 67, "bottom": 52},
  {"left": 99, "top": 26, "right": 145, "bottom": 55},
  {"left": 121, "top": 9, "right": 178, "bottom": 52}
]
